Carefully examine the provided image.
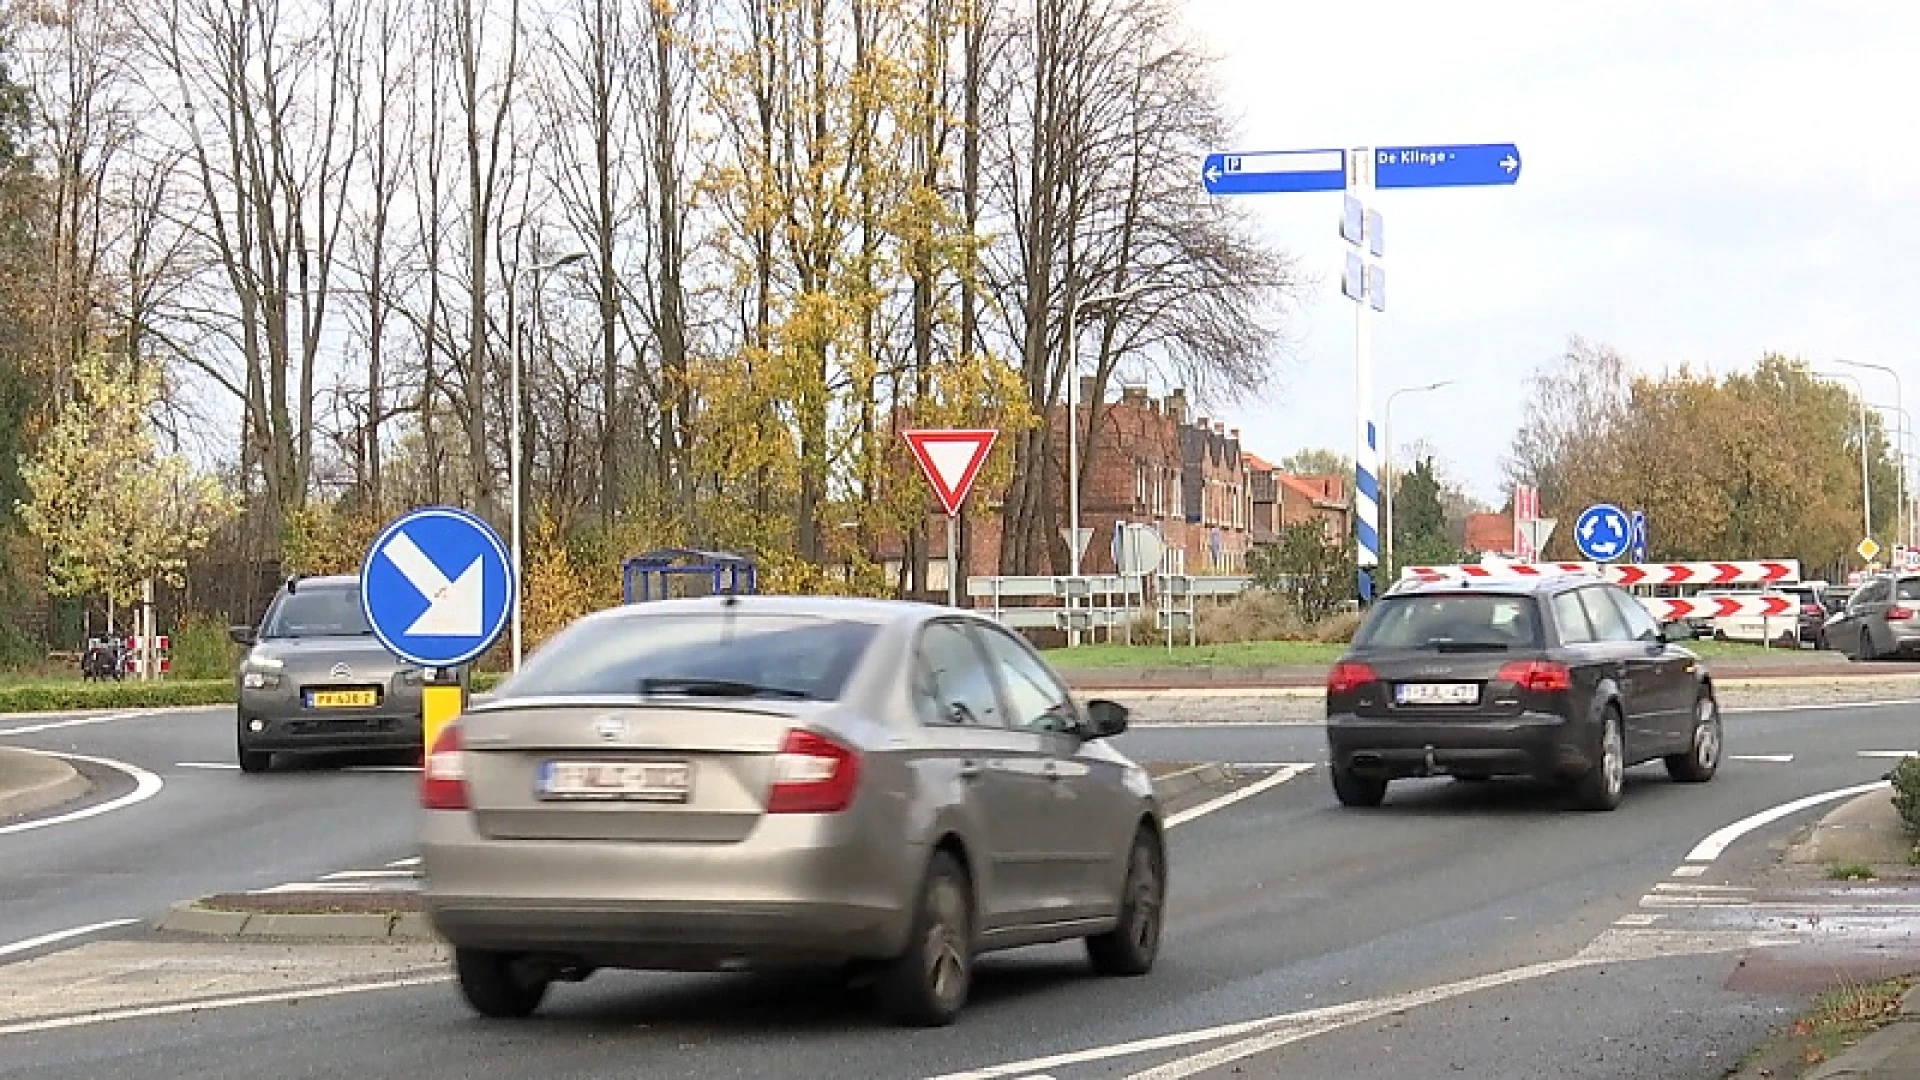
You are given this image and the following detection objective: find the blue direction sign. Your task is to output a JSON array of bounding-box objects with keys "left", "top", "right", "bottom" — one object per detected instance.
[
  {"left": 1575, "top": 503, "right": 1632, "bottom": 562},
  {"left": 1630, "top": 510, "right": 1649, "bottom": 563},
  {"left": 1202, "top": 148, "right": 1346, "bottom": 195},
  {"left": 360, "top": 506, "right": 514, "bottom": 668},
  {"left": 1375, "top": 143, "right": 1522, "bottom": 189}
]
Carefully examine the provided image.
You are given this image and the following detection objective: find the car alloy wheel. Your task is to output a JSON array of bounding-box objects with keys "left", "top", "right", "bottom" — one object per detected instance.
[
  {"left": 1666, "top": 694, "right": 1722, "bottom": 784},
  {"left": 1088, "top": 827, "right": 1164, "bottom": 976},
  {"left": 884, "top": 851, "right": 973, "bottom": 1027},
  {"left": 1574, "top": 709, "right": 1625, "bottom": 811}
]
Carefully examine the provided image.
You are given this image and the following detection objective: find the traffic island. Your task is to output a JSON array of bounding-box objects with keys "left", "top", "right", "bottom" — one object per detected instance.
[
  {"left": 0, "top": 747, "right": 92, "bottom": 819},
  {"left": 154, "top": 763, "right": 1252, "bottom": 944},
  {"left": 157, "top": 890, "right": 436, "bottom": 943}
]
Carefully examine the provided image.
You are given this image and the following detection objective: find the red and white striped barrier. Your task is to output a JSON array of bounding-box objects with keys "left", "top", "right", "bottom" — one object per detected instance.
[
  {"left": 1641, "top": 595, "right": 1796, "bottom": 622},
  {"left": 1401, "top": 562, "right": 1595, "bottom": 580},
  {"left": 1402, "top": 560, "right": 1802, "bottom": 587},
  {"left": 1610, "top": 561, "right": 1800, "bottom": 586}
]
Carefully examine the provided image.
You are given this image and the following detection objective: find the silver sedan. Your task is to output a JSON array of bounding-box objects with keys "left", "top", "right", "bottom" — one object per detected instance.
[{"left": 418, "top": 594, "right": 1166, "bottom": 1026}]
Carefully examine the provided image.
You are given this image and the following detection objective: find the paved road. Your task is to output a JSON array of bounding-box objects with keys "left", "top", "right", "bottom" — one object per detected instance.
[{"left": 4, "top": 700, "right": 1920, "bottom": 1078}]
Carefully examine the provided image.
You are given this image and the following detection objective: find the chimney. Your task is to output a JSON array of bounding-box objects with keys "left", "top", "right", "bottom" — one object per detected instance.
[
  {"left": 1121, "top": 384, "right": 1148, "bottom": 406},
  {"left": 1078, "top": 375, "right": 1097, "bottom": 406},
  {"left": 1196, "top": 415, "right": 1210, "bottom": 433},
  {"left": 1213, "top": 422, "right": 1225, "bottom": 436},
  {"left": 1167, "top": 388, "right": 1187, "bottom": 425},
  {"left": 1229, "top": 427, "right": 1240, "bottom": 442}
]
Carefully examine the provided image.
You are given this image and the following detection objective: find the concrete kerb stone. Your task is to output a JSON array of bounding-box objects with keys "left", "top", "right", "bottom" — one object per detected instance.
[
  {"left": 0, "top": 747, "right": 92, "bottom": 818},
  {"left": 1785, "top": 788, "right": 1914, "bottom": 868},
  {"left": 1151, "top": 762, "right": 1232, "bottom": 804},
  {"left": 156, "top": 900, "right": 441, "bottom": 943},
  {"left": 1798, "top": 984, "right": 1920, "bottom": 1079}
]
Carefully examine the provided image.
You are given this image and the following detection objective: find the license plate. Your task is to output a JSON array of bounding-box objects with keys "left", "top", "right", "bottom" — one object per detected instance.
[
  {"left": 538, "top": 760, "right": 693, "bottom": 802},
  {"left": 309, "top": 689, "right": 379, "bottom": 708},
  {"left": 1394, "top": 682, "right": 1479, "bottom": 706}
]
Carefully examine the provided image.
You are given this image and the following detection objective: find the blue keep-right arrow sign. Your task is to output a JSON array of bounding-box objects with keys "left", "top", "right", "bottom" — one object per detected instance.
[{"left": 1375, "top": 143, "right": 1521, "bottom": 189}]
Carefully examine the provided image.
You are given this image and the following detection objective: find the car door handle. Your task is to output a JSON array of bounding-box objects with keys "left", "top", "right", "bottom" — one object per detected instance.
[{"left": 958, "top": 760, "right": 982, "bottom": 780}]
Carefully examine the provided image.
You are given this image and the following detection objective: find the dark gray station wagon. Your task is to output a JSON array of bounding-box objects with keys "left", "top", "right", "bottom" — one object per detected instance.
[{"left": 1325, "top": 575, "right": 1722, "bottom": 811}]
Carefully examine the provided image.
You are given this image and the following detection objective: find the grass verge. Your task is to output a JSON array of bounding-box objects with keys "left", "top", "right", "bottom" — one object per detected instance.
[{"left": 1732, "top": 974, "right": 1914, "bottom": 1077}]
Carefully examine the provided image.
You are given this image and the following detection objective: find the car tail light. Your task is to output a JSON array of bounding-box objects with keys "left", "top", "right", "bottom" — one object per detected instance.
[
  {"left": 1891, "top": 606, "right": 1915, "bottom": 621},
  {"left": 767, "top": 729, "right": 861, "bottom": 814},
  {"left": 1326, "top": 662, "right": 1378, "bottom": 694},
  {"left": 1801, "top": 604, "right": 1823, "bottom": 617},
  {"left": 1496, "top": 660, "right": 1573, "bottom": 693},
  {"left": 421, "top": 723, "right": 469, "bottom": 811}
]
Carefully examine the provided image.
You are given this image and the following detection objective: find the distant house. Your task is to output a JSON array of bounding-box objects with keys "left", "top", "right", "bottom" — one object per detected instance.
[{"left": 1464, "top": 511, "right": 1514, "bottom": 556}]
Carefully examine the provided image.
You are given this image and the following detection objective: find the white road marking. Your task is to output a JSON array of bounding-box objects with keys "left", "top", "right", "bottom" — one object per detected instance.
[
  {"left": 1652, "top": 883, "right": 1753, "bottom": 893},
  {"left": 926, "top": 929, "right": 1771, "bottom": 1080},
  {"left": 0, "top": 919, "right": 139, "bottom": 960},
  {"left": 0, "top": 711, "right": 152, "bottom": 737},
  {"left": 176, "top": 761, "right": 419, "bottom": 774},
  {"left": 386, "top": 857, "right": 421, "bottom": 868},
  {"left": 0, "top": 972, "right": 447, "bottom": 1037},
  {"left": 0, "top": 751, "right": 163, "bottom": 837},
  {"left": 1164, "top": 765, "right": 1313, "bottom": 829},
  {"left": 1671, "top": 865, "right": 1708, "bottom": 877},
  {"left": 1726, "top": 698, "right": 1920, "bottom": 715},
  {"left": 1857, "top": 750, "right": 1918, "bottom": 759},
  {"left": 1684, "top": 780, "right": 1891, "bottom": 863},
  {"left": 1614, "top": 914, "right": 1660, "bottom": 926},
  {"left": 176, "top": 761, "right": 239, "bottom": 770},
  {"left": 1730, "top": 754, "right": 1795, "bottom": 763}
]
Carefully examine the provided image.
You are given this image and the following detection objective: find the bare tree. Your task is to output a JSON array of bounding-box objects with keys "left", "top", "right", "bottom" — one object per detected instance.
[{"left": 142, "top": 0, "right": 365, "bottom": 537}]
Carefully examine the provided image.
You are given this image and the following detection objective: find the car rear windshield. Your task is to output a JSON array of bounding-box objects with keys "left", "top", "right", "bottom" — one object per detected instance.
[
  {"left": 1899, "top": 579, "right": 1920, "bottom": 601},
  {"left": 260, "top": 586, "right": 373, "bottom": 638},
  {"left": 497, "top": 613, "right": 881, "bottom": 701},
  {"left": 1353, "top": 593, "right": 1543, "bottom": 650}
]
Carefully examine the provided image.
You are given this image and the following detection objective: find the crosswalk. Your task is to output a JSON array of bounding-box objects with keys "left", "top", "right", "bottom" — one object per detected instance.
[
  {"left": 250, "top": 856, "right": 420, "bottom": 895},
  {"left": 1614, "top": 877, "right": 1920, "bottom": 943}
]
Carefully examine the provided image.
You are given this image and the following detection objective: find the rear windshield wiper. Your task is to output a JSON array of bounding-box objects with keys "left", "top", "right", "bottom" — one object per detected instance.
[
  {"left": 1428, "top": 640, "right": 1513, "bottom": 653},
  {"left": 638, "top": 677, "right": 812, "bottom": 700}
]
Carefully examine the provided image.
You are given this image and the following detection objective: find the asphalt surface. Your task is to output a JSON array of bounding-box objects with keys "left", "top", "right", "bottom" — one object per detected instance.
[{"left": 4, "top": 698, "right": 1920, "bottom": 1079}]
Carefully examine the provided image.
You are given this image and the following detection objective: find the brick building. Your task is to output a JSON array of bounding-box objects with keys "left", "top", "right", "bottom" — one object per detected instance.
[
  {"left": 1464, "top": 511, "right": 1515, "bottom": 556},
  {"left": 1181, "top": 414, "right": 1252, "bottom": 573}
]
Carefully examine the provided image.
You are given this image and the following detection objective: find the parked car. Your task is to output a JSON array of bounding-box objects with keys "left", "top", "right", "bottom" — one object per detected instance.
[
  {"left": 418, "top": 595, "right": 1165, "bottom": 1027},
  {"left": 228, "top": 574, "right": 443, "bottom": 773},
  {"left": 1827, "top": 573, "right": 1920, "bottom": 660},
  {"left": 1324, "top": 574, "right": 1721, "bottom": 811},
  {"left": 1777, "top": 581, "right": 1832, "bottom": 650}
]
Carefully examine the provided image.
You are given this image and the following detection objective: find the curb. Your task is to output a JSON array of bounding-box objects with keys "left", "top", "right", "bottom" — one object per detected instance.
[
  {"left": 0, "top": 748, "right": 93, "bottom": 818},
  {"left": 1151, "top": 762, "right": 1234, "bottom": 805},
  {"left": 1801, "top": 984, "right": 1920, "bottom": 1080},
  {"left": 155, "top": 900, "right": 439, "bottom": 942}
]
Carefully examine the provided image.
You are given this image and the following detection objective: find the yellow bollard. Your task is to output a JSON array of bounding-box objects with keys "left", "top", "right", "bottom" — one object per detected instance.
[{"left": 421, "top": 667, "right": 467, "bottom": 757}]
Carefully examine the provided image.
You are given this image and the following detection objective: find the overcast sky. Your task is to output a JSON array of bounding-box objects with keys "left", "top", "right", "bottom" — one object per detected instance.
[{"left": 1179, "top": 0, "right": 1920, "bottom": 503}]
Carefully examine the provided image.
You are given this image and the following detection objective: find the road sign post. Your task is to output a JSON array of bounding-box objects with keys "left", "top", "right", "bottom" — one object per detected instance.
[
  {"left": 361, "top": 506, "right": 515, "bottom": 755},
  {"left": 1630, "top": 510, "right": 1649, "bottom": 564},
  {"left": 1201, "top": 138, "right": 1521, "bottom": 604},
  {"left": 902, "top": 429, "right": 998, "bottom": 609}
]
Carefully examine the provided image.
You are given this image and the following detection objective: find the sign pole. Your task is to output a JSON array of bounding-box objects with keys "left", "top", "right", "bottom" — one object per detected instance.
[
  {"left": 947, "top": 512, "right": 959, "bottom": 608},
  {"left": 1347, "top": 148, "right": 1381, "bottom": 603}
]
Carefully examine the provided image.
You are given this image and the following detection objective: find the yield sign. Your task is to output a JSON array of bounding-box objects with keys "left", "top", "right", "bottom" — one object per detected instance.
[{"left": 903, "top": 429, "right": 998, "bottom": 517}]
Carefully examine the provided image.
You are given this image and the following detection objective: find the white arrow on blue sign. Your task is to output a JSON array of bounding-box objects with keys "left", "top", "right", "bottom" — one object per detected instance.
[
  {"left": 1374, "top": 143, "right": 1522, "bottom": 189},
  {"left": 360, "top": 506, "right": 515, "bottom": 668},
  {"left": 1575, "top": 503, "right": 1632, "bottom": 562},
  {"left": 1630, "top": 510, "right": 1648, "bottom": 563}
]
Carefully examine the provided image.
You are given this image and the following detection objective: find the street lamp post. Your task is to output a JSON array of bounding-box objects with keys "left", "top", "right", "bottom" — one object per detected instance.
[
  {"left": 1841, "top": 360, "right": 1904, "bottom": 551},
  {"left": 1381, "top": 380, "right": 1454, "bottom": 576},
  {"left": 1876, "top": 404, "right": 1916, "bottom": 550},
  {"left": 1816, "top": 371, "right": 1873, "bottom": 552},
  {"left": 511, "top": 251, "right": 589, "bottom": 671}
]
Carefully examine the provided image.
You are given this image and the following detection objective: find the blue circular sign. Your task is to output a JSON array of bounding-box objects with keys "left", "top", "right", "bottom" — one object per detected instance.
[
  {"left": 359, "top": 506, "right": 515, "bottom": 668},
  {"left": 1574, "top": 503, "right": 1632, "bottom": 562}
]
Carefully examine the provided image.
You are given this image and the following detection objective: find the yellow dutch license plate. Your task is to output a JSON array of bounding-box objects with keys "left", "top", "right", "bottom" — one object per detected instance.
[{"left": 311, "top": 689, "right": 378, "bottom": 709}]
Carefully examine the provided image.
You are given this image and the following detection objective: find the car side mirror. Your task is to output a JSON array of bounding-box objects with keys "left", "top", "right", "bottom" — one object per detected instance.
[
  {"left": 228, "top": 625, "right": 256, "bottom": 646},
  {"left": 1085, "top": 698, "right": 1129, "bottom": 739}
]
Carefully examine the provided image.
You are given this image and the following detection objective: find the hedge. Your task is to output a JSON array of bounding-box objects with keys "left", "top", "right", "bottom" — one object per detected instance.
[
  {"left": 0, "top": 679, "right": 236, "bottom": 714},
  {"left": 0, "top": 671, "right": 509, "bottom": 715}
]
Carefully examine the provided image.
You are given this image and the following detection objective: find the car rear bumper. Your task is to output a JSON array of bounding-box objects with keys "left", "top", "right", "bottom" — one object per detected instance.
[
  {"left": 418, "top": 810, "right": 918, "bottom": 967},
  {"left": 1326, "top": 712, "right": 1593, "bottom": 780}
]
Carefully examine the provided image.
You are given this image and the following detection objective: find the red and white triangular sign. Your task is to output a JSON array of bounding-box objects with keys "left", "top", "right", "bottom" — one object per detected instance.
[{"left": 903, "top": 428, "right": 998, "bottom": 517}]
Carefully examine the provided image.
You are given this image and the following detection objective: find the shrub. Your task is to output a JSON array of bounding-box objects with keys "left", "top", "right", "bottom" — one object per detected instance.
[
  {"left": 170, "top": 613, "right": 239, "bottom": 680},
  {"left": 1890, "top": 756, "right": 1920, "bottom": 840},
  {"left": 0, "top": 678, "right": 234, "bottom": 714}
]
